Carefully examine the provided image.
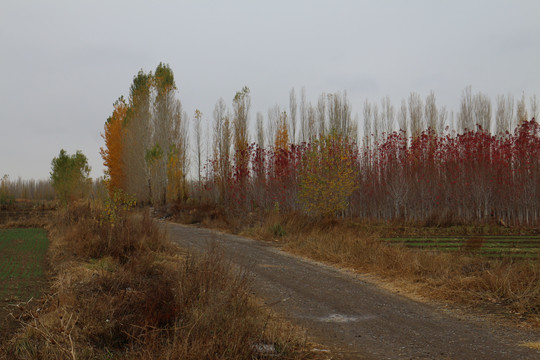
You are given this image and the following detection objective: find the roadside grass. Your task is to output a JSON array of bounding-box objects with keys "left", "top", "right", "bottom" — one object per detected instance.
[
  {"left": 0, "top": 203, "right": 315, "bottom": 359},
  {"left": 171, "top": 205, "right": 540, "bottom": 325}
]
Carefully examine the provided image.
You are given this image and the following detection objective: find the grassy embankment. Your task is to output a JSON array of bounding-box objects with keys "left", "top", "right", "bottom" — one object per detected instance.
[
  {"left": 0, "top": 203, "right": 315, "bottom": 359},
  {"left": 174, "top": 205, "right": 540, "bottom": 325}
]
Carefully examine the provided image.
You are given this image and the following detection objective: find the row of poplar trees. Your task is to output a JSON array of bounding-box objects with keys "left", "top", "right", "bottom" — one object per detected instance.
[
  {"left": 101, "top": 63, "right": 189, "bottom": 205},
  {"left": 101, "top": 63, "right": 253, "bottom": 206}
]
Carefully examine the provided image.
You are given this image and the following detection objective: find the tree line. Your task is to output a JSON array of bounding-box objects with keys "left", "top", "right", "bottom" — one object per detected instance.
[
  {"left": 101, "top": 63, "right": 189, "bottom": 205},
  {"left": 0, "top": 175, "right": 55, "bottom": 205},
  {"left": 101, "top": 63, "right": 539, "bottom": 225}
]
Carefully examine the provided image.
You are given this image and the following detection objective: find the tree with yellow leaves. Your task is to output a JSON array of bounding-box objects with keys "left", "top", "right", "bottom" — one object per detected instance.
[
  {"left": 274, "top": 111, "right": 289, "bottom": 151},
  {"left": 166, "top": 144, "right": 188, "bottom": 203},
  {"left": 298, "top": 132, "right": 358, "bottom": 217}
]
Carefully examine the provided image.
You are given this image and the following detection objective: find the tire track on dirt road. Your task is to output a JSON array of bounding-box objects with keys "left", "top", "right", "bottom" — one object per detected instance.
[{"left": 165, "top": 222, "right": 540, "bottom": 359}]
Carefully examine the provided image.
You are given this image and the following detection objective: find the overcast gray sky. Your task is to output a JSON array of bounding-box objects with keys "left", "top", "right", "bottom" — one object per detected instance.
[{"left": 1, "top": 0, "right": 539, "bottom": 180}]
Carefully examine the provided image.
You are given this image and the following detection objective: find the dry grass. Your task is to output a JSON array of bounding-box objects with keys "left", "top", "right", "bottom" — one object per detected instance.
[
  {"left": 0, "top": 213, "right": 51, "bottom": 229},
  {"left": 172, "top": 205, "right": 540, "bottom": 325},
  {"left": 0, "top": 200, "right": 57, "bottom": 229},
  {"left": 1, "top": 202, "right": 315, "bottom": 359}
]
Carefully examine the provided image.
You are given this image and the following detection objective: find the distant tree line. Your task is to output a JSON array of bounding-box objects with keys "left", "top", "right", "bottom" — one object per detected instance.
[{"left": 0, "top": 175, "right": 55, "bottom": 204}]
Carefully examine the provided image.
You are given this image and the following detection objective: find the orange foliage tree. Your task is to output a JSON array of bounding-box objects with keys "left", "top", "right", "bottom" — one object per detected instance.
[{"left": 100, "top": 97, "right": 128, "bottom": 196}]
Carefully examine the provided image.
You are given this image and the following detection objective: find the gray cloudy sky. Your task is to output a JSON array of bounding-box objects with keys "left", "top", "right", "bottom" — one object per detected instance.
[{"left": 1, "top": 0, "right": 539, "bottom": 180}]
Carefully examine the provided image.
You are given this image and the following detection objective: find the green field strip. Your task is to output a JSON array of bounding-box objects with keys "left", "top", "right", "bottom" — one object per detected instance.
[
  {"left": 481, "top": 241, "right": 540, "bottom": 245},
  {"left": 385, "top": 237, "right": 540, "bottom": 242},
  {"left": 384, "top": 235, "right": 540, "bottom": 260},
  {"left": 479, "top": 247, "right": 540, "bottom": 253},
  {"left": 0, "top": 228, "right": 49, "bottom": 301},
  {"left": 412, "top": 246, "right": 462, "bottom": 251},
  {"left": 402, "top": 244, "right": 540, "bottom": 249},
  {"left": 481, "top": 244, "right": 540, "bottom": 249},
  {"left": 402, "top": 244, "right": 461, "bottom": 248},
  {"left": 394, "top": 241, "right": 540, "bottom": 248},
  {"left": 480, "top": 253, "right": 539, "bottom": 259},
  {"left": 386, "top": 241, "right": 462, "bottom": 245},
  {"left": 385, "top": 237, "right": 540, "bottom": 245},
  {"left": 384, "top": 235, "right": 540, "bottom": 238},
  {"left": 397, "top": 244, "right": 540, "bottom": 252}
]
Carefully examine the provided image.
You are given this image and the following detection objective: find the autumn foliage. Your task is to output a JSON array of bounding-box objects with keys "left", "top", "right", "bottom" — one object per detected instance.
[
  {"left": 203, "top": 119, "right": 540, "bottom": 226},
  {"left": 99, "top": 66, "right": 539, "bottom": 226},
  {"left": 298, "top": 133, "right": 358, "bottom": 217},
  {"left": 100, "top": 65, "right": 189, "bottom": 206},
  {"left": 355, "top": 120, "right": 540, "bottom": 225},
  {"left": 100, "top": 97, "right": 127, "bottom": 196}
]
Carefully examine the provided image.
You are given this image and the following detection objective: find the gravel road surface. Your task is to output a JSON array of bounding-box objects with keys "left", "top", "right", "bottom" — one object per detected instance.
[{"left": 165, "top": 222, "right": 540, "bottom": 359}]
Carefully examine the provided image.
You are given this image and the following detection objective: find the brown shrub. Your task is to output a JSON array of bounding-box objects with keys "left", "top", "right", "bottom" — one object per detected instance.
[{"left": 52, "top": 202, "right": 168, "bottom": 263}]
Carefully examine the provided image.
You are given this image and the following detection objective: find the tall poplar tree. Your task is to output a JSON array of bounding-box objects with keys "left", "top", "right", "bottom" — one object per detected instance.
[
  {"left": 152, "top": 63, "right": 177, "bottom": 204},
  {"left": 212, "top": 98, "right": 231, "bottom": 203},
  {"left": 232, "top": 86, "right": 251, "bottom": 180},
  {"left": 124, "top": 70, "right": 152, "bottom": 204}
]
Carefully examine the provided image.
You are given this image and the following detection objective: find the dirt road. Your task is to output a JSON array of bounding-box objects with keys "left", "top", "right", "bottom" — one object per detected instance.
[{"left": 166, "top": 222, "right": 540, "bottom": 359}]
